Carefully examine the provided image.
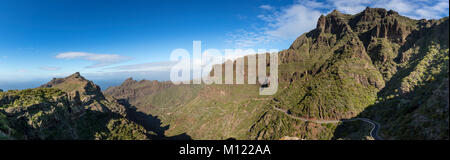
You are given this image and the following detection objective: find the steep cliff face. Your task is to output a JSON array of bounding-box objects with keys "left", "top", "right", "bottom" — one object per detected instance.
[
  {"left": 273, "top": 9, "right": 386, "bottom": 121},
  {"left": 250, "top": 8, "right": 449, "bottom": 140},
  {"left": 0, "top": 73, "right": 152, "bottom": 140}
]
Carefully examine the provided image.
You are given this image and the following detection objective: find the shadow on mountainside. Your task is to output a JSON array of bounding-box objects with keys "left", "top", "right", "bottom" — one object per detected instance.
[
  {"left": 331, "top": 120, "right": 373, "bottom": 140},
  {"left": 117, "top": 99, "right": 192, "bottom": 140},
  {"left": 332, "top": 73, "right": 448, "bottom": 140}
]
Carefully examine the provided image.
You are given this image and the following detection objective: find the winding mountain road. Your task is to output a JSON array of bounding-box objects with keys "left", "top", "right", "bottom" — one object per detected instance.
[{"left": 273, "top": 106, "right": 383, "bottom": 140}]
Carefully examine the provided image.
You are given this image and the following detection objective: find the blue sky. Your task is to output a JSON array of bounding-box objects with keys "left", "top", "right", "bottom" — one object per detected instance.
[{"left": 0, "top": 0, "right": 448, "bottom": 90}]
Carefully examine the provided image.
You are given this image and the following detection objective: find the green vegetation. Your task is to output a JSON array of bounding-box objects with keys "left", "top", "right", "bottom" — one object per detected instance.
[
  {"left": 0, "top": 112, "right": 13, "bottom": 140},
  {"left": 361, "top": 43, "right": 449, "bottom": 139},
  {"left": 0, "top": 88, "right": 64, "bottom": 108},
  {"left": 248, "top": 109, "right": 339, "bottom": 140},
  {"left": 95, "top": 118, "right": 150, "bottom": 140}
]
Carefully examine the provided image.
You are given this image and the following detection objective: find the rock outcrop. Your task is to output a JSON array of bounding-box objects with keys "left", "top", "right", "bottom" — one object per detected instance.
[{"left": 104, "top": 78, "right": 173, "bottom": 107}]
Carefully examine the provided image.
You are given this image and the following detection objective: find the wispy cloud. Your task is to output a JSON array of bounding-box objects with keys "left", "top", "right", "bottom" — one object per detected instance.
[
  {"left": 227, "top": 1, "right": 323, "bottom": 48},
  {"left": 410, "top": 0, "right": 450, "bottom": 19},
  {"left": 107, "top": 61, "right": 178, "bottom": 72},
  {"left": 40, "top": 66, "right": 61, "bottom": 71},
  {"left": 55, "top": 52, "right": 131, "bottom": 68},
  {"left": 259, "top": 5, "right": 273, "bottom": 10},
  {"left": 0, "top": 56, "right": 6, "bottom": 63},
  {"left": 331, "top": 0, "right": 371, "bottom": 14},
  {"left": 262, "top": 4, "right": 323, "bottom": 40},
  {"left": 17, "top": 69, "right": 28, "bottom": 73},
  {"left": 225, "top": 29, "right": 272, "bottom": 48},
  {"left": 236, "top": 14, "right": 248, "bottom": 20},
  {"left": 227, "top": 0, "right": 449, "bottom": 48}
]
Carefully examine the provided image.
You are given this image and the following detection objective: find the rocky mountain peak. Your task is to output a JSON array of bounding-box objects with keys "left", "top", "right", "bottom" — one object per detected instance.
[
  {"left": 123, "top": 77, "right": 137, "bottom": 86},
  {"left": 316, "top": 10, "right": 354, "bottom": 37},
  {"left": 356, "top": 7, "right": 398, "bottom": 21},
  {"left": 40, "top": 72, "right": 104, "bottom": 100},
  {"left": 67, "top": 72, "right": 82, "bottom": 79},
  {"left": 330, "top": 9, "right": 343, "bottom": 16}
]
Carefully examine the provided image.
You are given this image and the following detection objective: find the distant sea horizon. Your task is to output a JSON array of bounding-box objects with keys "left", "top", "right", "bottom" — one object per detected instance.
[
  {"left": 0, "top": 76, "right": 171, "bottom": 92},
  {"left": 0, "top": 78, "right": 153, "bottom": 91}
]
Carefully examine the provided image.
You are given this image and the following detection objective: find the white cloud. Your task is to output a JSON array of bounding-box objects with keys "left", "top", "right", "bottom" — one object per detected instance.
[
  {"left": 55, "top": 52, "right": 131, "bottom": 68},
  {"left": 375, "top": 0, "right": 414, "bottom": 13},
  {"left": 17, "top": 69, "right": 28, "bottom": 73},
  {"left": 237, "top": 14, "right": 248, "bottom": 20},
  {"left": 40, "top": 66, "right": 61, "bottom": 71},
  {"left": 332, "top": 0, "right": 371, "bottom": 14},
  {"left": 227, "top": 1, "right": 323, "bottom": 48},
  {"left": 264, "top": 4, "right": 322, "bottom": 39},
  {"left": 412, "top": 0, "right": 449, "bottom": 19},
  {"left": 259, "top": 5, "right": 273, "bottom": 10},
  {"left": 225, "top": 30, "right": 271, "bottom": 48}
]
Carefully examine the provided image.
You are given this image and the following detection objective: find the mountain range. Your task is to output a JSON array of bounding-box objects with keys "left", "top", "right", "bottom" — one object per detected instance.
[{"left": 1, "top": 7, "right": 448, "bottom": 140}]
